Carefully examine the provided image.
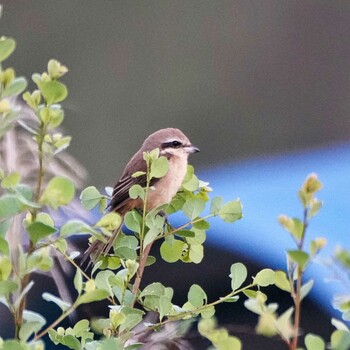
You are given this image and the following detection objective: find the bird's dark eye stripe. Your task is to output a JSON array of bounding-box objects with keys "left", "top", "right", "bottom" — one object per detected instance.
[{"left": 162, "top": 140, "right": 182, "bottom": 148}]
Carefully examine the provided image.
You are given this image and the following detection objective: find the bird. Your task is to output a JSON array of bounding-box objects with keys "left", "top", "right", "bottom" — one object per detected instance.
[{"left": 87, "top": 128, "right": 199, "bottom": 262}]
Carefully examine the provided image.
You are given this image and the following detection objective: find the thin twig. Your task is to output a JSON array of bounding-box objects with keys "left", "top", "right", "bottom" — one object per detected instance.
[{"left": 290, "top": 208, "right": 308, "bottom": 350}]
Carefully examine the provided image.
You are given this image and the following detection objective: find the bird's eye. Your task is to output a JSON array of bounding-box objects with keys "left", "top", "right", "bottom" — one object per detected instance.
[
  {"left": 171, "top": 140, "right": 182, "bottom": 148},
  {"left": 161, "top": 140, "right": 183, "bottom": 149}
]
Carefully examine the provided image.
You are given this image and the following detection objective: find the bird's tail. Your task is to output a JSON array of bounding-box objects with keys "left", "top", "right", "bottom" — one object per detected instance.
[{"left": 81, "top": 220, "right": 123, "bottom": 270}]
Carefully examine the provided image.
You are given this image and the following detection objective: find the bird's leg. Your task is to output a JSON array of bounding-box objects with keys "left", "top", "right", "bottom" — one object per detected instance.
[{"left": 158, "top": 210, "right": 174, "bottom": 231}]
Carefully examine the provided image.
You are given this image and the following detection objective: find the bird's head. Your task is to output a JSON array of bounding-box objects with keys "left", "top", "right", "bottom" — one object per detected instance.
[{"left": 143, "top": 128, "right": 200, "bottom": 158}]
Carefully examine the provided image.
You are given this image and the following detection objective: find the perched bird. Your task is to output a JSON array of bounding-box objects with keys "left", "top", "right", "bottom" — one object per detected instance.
[{"left": 88, "top": 128, "right": 199, "bottom": 261}]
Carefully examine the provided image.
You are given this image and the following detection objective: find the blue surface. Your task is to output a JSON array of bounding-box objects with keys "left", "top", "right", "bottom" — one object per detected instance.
[{"left": 195, "top": 142, "right": 350, "bottom": 316}]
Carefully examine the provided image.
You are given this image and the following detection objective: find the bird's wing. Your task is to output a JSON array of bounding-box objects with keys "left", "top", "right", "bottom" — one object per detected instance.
[{"left": 108, "top": 157, "right": 158, "bottom": 212}]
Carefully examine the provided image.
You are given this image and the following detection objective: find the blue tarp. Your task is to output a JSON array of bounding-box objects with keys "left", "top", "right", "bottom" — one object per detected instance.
[{"left": 196, "top": 142, "right": 350, "bottom": 316}]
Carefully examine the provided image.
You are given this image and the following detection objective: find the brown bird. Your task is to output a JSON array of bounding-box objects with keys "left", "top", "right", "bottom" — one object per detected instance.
[{"left": 88, "top": 128, "right": 199, "bottom": 262}]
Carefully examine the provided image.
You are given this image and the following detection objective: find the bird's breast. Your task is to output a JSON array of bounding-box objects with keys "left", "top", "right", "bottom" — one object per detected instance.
[{"left": 146, "top": 156, "right": 188, "bottom": 210}]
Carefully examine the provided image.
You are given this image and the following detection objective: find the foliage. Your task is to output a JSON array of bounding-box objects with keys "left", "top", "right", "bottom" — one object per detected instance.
[{"left": 0, "top": 31, "right": 350, "bottom": 350}]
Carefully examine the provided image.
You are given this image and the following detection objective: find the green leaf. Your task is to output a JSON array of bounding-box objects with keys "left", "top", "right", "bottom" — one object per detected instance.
[
  {"left": 300, "top": 279, "right": 314, "bottom": 301},
  {"left": 332, "top": 318, "right": 349, "bottom": 331},
  {"left": 19, "top": 310, "right": 46, "bottom": 342},
  {"left": 308, "top": 199, "right": 323, "bottom": 218},
  {"left": 0, "top": 194, "right": 21, "bottom": 218},
  {"left": 229, "top": 262, "right": 247, "bottom": 292},
  {"left": 61, "top": 334, "right": 81, "bottom": 350},
  {"left": 98, "top": 255, "right": 121, "bottom": 270},
  {"left": 126, "top": 259, "right": 139, "bottom": 278},
  {"left": 210, "top": 196, "right": 223, "bottom": 214},
  {"left": 0, "top": 37, "right": 16, "bottom": 62},
  {"left": 146, "top": 255, "right": 156, "bottom": 266},
  {"left": 99, "top": 337, "right": 124, "bottom": 350},
  {"left": 110, "top": 310, "right": 126, "bottom": 329},
  {"left": 53, "top": 238, "right": 68, "bottom": 254},
  {"left": 2, "top": 340, "right": 28, "bottom": 350},
  {"left": 73, "top": 269, "right": 83, "bottom": 295},
  {"left": 175, "top": 229, "right": 195, "bottom": 238},
  {"left": 47, "top": 59, "right": 68, "bottom": 79},
  {"left": 42, "top": 292, "right": 71, "bottom": 311},
  {"left": 305, "top": 333, "right": 325, "bottom": 350},
  {"left": 198, "top": 318, "right": 241, "bottom": 350},
  {"left": 95, "top": 270, "right": 114, "bottom": 296},
  {"left": 53, "top": 135, "right": 71, "bottom": 152},
  {"left": 114, "top": 234, "right": 138, "bottom": 260},
  {"left": 140, "top": 282, "right": 171, "bottom": 298},
  {"left": 158, "top": 295, "right": 172, "bottom": 321},
  {"left": 14, "top": 184, "right": 41, "bottom": 209},
  {"left": 0, "top": 256, "right": 12, "bottom": 280},
  {"left": 275, "top": 270, "right": 291, "bottom": 292},
  {"left": 0, "top": 219, "right": 10, "bottom": 237},
  {"left": 26, "top": 221, "right": 56, "bottom": 244},
  {"left": 60, "top": 220, "right": 89, "bottom": 236},
  {"left": 98, "top": 197, "right": 108, "bottom": 213},
  {"left": 129, "top": 184, "right": 145, "bottom": 200},
  {"left": 119, "top": 307, "right": 144, "bottom": 332},
  {"left": 3, "top": 77, "right": 27, "bottom": 98},
  {"left": 143, "top": 228, "right": 161, "bottom": 249},
  {"left": 76, "top": 290, "right": 109, "bottom": 306},
  {"left": 254, "top": 269, "right": 276, "bottom": 287},
  {"left": 132, "top": 171, "right": 146, "bottom": 178},
  {"left": 40, "top": 176, "right": 75, "bottom": 209},
  {"left": 0, "top": 236, "right": 9, "bottom": 254},
  {"left": 189, "top": 243, "right": 204, "bottom": 264},
  {"left": 166, "top": 194, "right": 186, "bottom": 214},
  {"left": 27, "top": 252, "right": 54, "bottom": 271},
  {"left": 150, "top": 156, "right": 169, "bottom": 179},
  {"left": 40, "top": 80, "right": 68, "bottom": 105},
  {"left": 95, "top": 212, "right": 122, "bottom": 230},
  {"left": 331, "top": 330, "right": 350, "bottom": 350},
  {"left": 218, "top": 200, "right": 243, "bottom": 222},
  {"left": 221, "top": 296, "right": 239, "bottom": 303},
  {"left": 182, "top": 173, "right": 200, "bottom": 192},
  {"left": 182, "top": 198, "right": 206, "bottom": 220},
  {"left": 1, "top": 172, "right": 20, "bottom": 188},
  {"left": 36, "top": 212, "right": 55, "bottom": 227},
  {"left": 144, "top": 148, "right": 160, "bottom": 161},
  {"left": 275, "top": 307, "right": 294, "bottom": 341},
  {"left": 243, "top": 289, "right": 257, "bottom": 299},
  {"left": 279, "top": 216, "right": 304, "bottom": 240},
  {"left": 256, "top": 312, "right": 278, "bottom": 337},
  {"left": 188, "top": 284, "right": 207, "bottom": 308},
  {"left": 217, "top": 337, "right": 242, "bottom": 350},
  {"left": 201, "top": 305, "right": 215, "bottom": 319},
  {"left": 160, "top": 239, "right": 185, "bottom": 263},
  {"left": 80, "top": 186, "right": 102, "bottom": 210},
  {"left": 124, "top": 210, "right": 142, "bottom": 233},
  {"left": 0, "top": 280, "right": 18, "bottom": 296},
  {"left": 22, "top": 90, "right": 41, "bottom": 109},
  {"left": 287, "top": 250, "right": 310, "bottom": 270}
]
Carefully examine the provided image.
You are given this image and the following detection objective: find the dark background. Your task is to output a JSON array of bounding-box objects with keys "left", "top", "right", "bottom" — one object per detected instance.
[
  {"left": 1, "top": 1, "right": 349, "bottom": 349},
  {"left": 1, "top": 1, "right": 349, "bottom": 188}
]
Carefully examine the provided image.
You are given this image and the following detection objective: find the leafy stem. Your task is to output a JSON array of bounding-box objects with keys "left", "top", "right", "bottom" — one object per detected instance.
[
  {"left": 15, "top": 118, "right": 47, "bottom": 338},
  {"left": 33, "top": 304, "right": 76, "bottom": 342},
  {"left": 131, "top": 158, "right": 152, "bottom": 303},
  {"left": 290, "top": 208, "right": 309, "bottom": 350},
  {"left": 133, "top": 281, "right": 256, "bottom": 339},
  {"left": 33, "top": 121, "right": 46, "bottom": 207},
  {"left": 156, "top": 214, "right": 214, "bottom": 241}
]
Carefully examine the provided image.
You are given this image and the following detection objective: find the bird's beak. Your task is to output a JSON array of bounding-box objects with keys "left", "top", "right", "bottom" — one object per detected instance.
[{"left": 184, "top": 144, "right": 200, "bottom": 154}]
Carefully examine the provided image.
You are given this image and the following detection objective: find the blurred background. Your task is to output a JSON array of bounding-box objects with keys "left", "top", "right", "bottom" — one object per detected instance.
[
  {"left": 1, "top": 1, "right": 350, "bottom": 349},
  {"left": 2, "top": 0, "right": 349, "bottom": 186}
]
